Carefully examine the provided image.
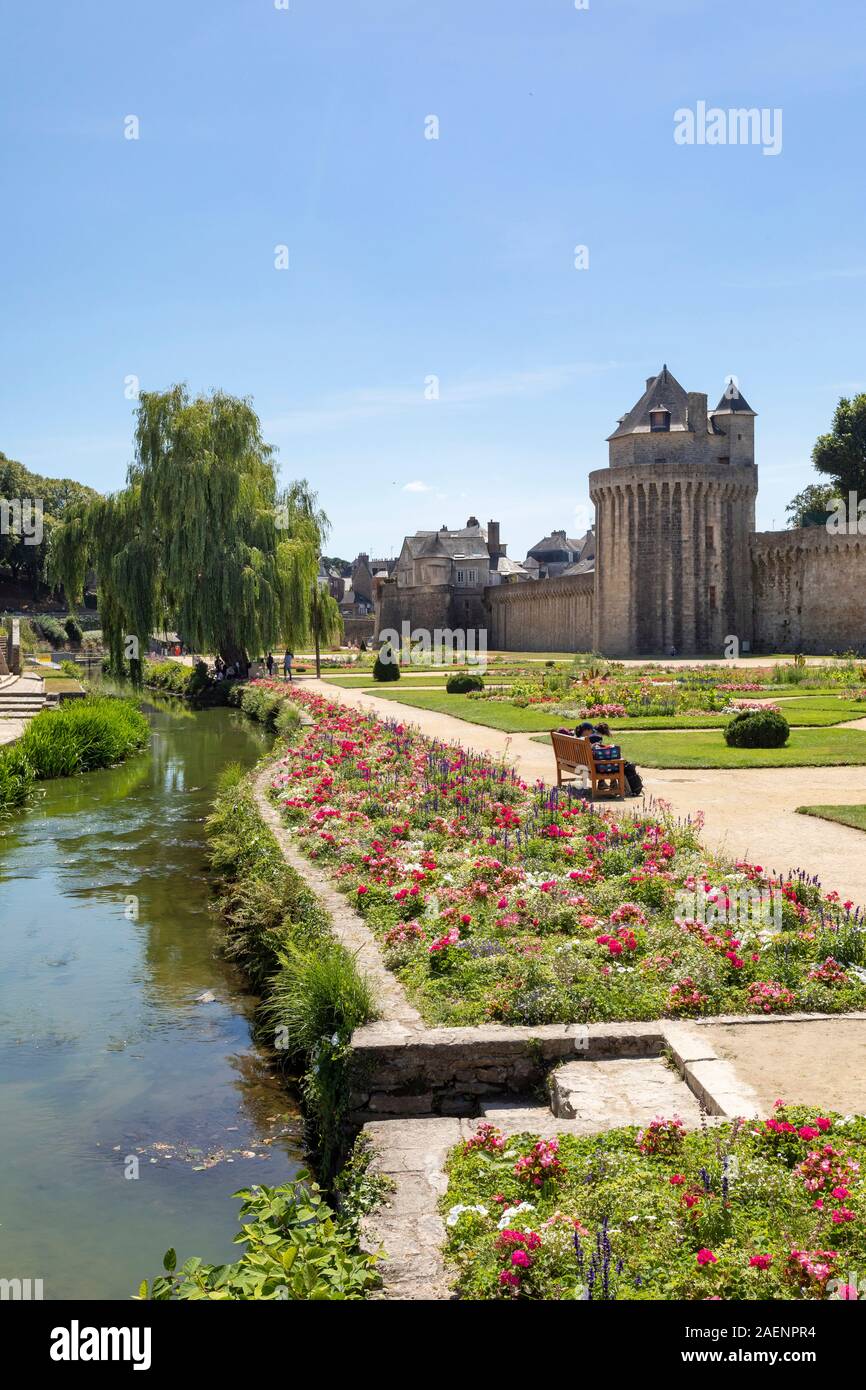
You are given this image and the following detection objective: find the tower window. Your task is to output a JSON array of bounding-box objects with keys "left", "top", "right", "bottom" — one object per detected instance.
[
  {"left": 719, "top": 455, "right": 729, "bottom": 466},
  {"left": 705, "top": 525, "right": 714, "bottom": 549},
  {"left": 708, "top": 585, "right": 717, "bottom": 610},
  {"left": 649, "top": 409, "right": 670, "bottom": 432}
]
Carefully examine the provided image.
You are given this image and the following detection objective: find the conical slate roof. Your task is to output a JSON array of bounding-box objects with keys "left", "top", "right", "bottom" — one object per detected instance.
[
  {"left": 711, "top": 383, "right": 756, "bottom": 415},
  {"left": 608, "top": 365, "right": 690, "bottom": 439}
]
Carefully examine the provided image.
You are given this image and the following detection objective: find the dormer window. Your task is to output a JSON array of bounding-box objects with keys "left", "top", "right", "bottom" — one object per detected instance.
[{"left": 649, "top": 409, "right": 670, "bottom": 432}]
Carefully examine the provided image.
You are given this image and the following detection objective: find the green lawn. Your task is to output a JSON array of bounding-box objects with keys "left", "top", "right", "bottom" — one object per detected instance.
[
  {"left": 321, "top": 672, "right": 504, "bottom": 690},
  {"left": 797, "top": 803, "right": 866, "bottom": 831},
  {"left": 363, "top": 688, "right": 564, "bottom": 730},
  {"left": 355, "top": 687, "right": 866, "bottom": 735},
  {"left": 577, "top": 728, "right": 866, "bottom": 768}
]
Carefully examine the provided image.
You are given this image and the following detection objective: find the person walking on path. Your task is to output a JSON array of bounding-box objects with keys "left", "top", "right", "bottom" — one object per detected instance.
[
  {"left": 283, "top": 649, "right": 293, "bottom": 682},
  {"left": 266, "top": 651, "right": 274, "bottom": 678}
]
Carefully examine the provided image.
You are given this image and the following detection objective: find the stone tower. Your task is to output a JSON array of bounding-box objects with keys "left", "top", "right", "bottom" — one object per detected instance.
[{"left": 589, "top": 366, "right": 758, "bottom": 656}]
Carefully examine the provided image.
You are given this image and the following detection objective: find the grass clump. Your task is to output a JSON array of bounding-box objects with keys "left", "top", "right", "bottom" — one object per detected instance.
[
  {"left": 206, "top": 767, "right": 376, "bottom": 1173},
  {"left": 0, "top": 695, "right": 149, "bottom": 811}
]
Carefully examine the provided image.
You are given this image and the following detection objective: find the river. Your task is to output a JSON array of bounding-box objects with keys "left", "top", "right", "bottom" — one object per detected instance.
[{"left": 0, "top": 697, "right": 303, "bottom": 1299}]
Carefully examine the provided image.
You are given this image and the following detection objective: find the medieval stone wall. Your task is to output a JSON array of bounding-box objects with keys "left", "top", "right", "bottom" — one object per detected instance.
[
  {"left": 750, "top": 529, "right": 866, "bottom": 654},
  {"left": 589, "top": 461, "right": 757, "bottom": 657},
  {"left": 486, "top": 573, "right": 595, "bottom": 652}
]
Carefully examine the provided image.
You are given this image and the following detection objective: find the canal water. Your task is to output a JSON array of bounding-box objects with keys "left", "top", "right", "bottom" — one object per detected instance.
[{"left": 0, "top": 698, "right": 303, "bottom": 1299}]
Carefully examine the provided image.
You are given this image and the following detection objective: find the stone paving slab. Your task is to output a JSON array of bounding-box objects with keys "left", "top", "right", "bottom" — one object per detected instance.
[
  {"left": 360, "top": 1116, "right": 462, "bottom": 1300},
  {"left": 549, "top": 1056, "right": 705, "bottom": 1127}
]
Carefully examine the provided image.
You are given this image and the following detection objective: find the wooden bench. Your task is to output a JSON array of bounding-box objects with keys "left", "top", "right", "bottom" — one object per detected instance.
[{"left": 550, "top": 732, "right": 626, "bottom": 799}]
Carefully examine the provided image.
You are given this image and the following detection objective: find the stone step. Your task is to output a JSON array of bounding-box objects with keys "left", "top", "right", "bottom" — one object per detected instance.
[{"left": 548, "top": 1056, "right": 705, "bottom": 1130}]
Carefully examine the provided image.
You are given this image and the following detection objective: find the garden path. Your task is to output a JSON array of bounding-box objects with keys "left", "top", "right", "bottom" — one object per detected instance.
[{"left": 301, "top": 676, "right": 866, "bottom": 908}]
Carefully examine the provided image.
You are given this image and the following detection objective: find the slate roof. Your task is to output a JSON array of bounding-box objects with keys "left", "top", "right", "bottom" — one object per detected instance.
[
  {"left": 402, "top": 524, "right": 490, "bottom": 562},
  {"left": 527, "top": 532, "right": 585, "bottom": 557},
  {"left": 559, "top": 558, "right": 596, "bottom": 576},
  {"left": 711, "top": 384, "right": 756, "bottom": 415},
  {"left": 608, "top": 365, "right": 691, "bottom": 439}
]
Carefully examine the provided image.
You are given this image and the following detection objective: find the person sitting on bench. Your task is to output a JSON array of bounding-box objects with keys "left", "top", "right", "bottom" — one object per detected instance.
[{"left": 594, "top": 721, "right": 643, "bottom": 798}]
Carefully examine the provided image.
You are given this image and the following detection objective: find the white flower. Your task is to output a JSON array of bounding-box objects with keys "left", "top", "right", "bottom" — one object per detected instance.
[
  {"left": 497, "top": 1201, "right": 535, "bottom": 1229},
  {"left": 446, "top": 1203, "right": 488, "bottom": 1227}
]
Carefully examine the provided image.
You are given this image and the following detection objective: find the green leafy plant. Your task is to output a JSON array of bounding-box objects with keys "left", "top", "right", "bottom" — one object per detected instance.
[
  {"left": 138, "top": 1177, "right": 382, "bottom": 1300},
  {"left": 724, "top": 710, "right": 790, "bottom": 748},
  {"left": 446, "top": 672, "right": 485, "bottom": 694}
]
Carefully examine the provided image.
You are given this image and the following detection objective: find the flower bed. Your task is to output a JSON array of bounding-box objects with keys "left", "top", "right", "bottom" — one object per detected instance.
[
  {"left": 443, "top": 1105, "right": 866, "bottom": 1300},
  {"left": 265, "top": 686, "right": 866, "bottom": 1026}
]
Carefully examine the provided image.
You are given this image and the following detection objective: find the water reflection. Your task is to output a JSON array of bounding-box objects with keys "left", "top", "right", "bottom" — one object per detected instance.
[{"left": 0, "top": 702, "right": 302, "bottom": 1299}]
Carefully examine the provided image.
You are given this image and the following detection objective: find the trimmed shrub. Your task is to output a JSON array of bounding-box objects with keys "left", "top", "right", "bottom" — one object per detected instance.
[
  {"left": 64, "top": 616, "right": 83, "bottom": 644},
  {"left": 724, "top": 709, "right": 790, "bottom": 748},
  {"left": 372, "top": 642, "right": 400, "bottom": 681},
  {"left": 446, "top": 672, "right": 485, "bottom": 694}
]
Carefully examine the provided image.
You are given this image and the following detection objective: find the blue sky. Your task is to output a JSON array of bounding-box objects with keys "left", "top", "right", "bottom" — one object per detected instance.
[{"left": 2, "top": 0, "right": 865, "bottom": 560}]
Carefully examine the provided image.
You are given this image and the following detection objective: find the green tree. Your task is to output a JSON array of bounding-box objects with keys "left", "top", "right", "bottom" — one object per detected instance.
[
  {"left": 785, "top": 482, "right": 840, "bottom": 529},
  {"left": 812, "top": 393, "right": 866, "bottom": 497},
  {"left": 308, "top": 580, "right": 342, "bottom": 678},
  {"left": 49, "top": 386, "right": 325, "bottom": 678},
  {"left": 0, "top": 452, "right": 98, "bottom": 596}
]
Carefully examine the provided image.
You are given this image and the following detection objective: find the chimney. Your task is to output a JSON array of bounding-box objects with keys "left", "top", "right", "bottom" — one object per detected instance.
[
  {"left": 687, "top": 392, "right": 708, "bottom": 434},
  {"left": 487, "top": 520, "right": 501, "bottom": 564}
]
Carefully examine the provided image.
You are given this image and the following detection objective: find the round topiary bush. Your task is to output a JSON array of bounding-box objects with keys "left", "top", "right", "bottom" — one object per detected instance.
[
  {"left": 724, "top": 709, "right": 790, "bottom": 748},
  {"left": 445, "top": 672, "right": 484, "bottom": 694},
  {"left": 372, "top": 643, "right": 400, "bottom": 681}
]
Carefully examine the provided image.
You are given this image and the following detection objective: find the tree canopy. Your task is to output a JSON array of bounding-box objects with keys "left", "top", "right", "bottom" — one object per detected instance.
[
  {"left": 785, "top": 482, "right": 840, "bottom": 529},
  {"left": 49, "top": 386, "right": 328, "bottom": 674},
  {"left": 0, "top": 452, "right": 99, "bottom": 594},
  {"left": 811, "top": 393, "right": 866, "bottom": 497}
]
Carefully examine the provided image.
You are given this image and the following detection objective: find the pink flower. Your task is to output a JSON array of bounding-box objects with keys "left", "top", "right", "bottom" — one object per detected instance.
[
  {"left": 749, "top": 1255, "right": 772, "bottom": 1270},
  {"left": 669, "top": 1174, "right": 685, "bottom": 1186},
  {"left": 696, "top": 1249, "right": 717, "bottom": 1267},
  {"left": 511, "top": 1249, "right": 531, "bottom": 1268},
  {"left": 831, "top": 1207, "right": 855, "bottom": 1224}
]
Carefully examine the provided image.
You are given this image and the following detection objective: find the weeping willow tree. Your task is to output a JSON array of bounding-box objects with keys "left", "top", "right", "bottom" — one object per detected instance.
[
  {"left": 308, "top": 581, "right": 343, "bottom": 678},
  {"left": 50, "top": 386, "right": 325, "bottom": 678}
]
